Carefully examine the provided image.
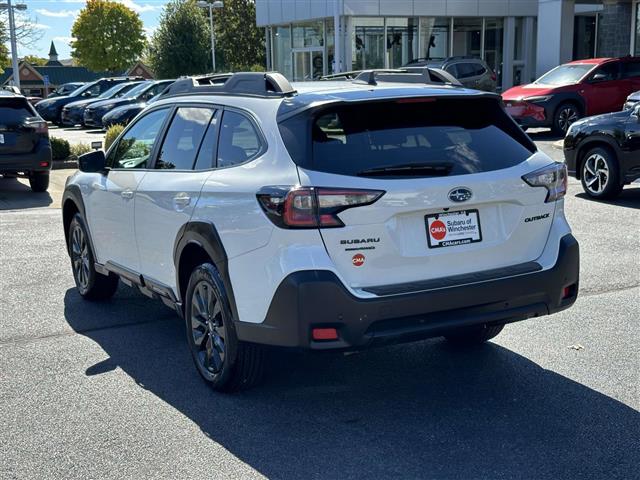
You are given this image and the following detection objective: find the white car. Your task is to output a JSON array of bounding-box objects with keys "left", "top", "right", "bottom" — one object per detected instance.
[{"left": 62, "top": 72, "right": 580, "bottom": 391}]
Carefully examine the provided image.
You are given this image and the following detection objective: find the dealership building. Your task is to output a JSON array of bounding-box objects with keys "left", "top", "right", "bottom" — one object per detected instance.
[{"left": 256, "top": 0, "right": 640, "bottom": 89}]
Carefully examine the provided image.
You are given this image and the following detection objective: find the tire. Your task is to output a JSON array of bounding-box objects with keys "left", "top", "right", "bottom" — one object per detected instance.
[
  {"left": 68, "top": 214, "right": 119, "bottom": 300},
  {"left": 29, "top": 171, "right": 49, "bottom": 192},
  {"left": 552, "top": 102, "right": 581, "bottom": 136},
  {"left": 445, "top": 324, "right": 504, "bottom": 346},
  {"left": 580, "top": 146, "right": 623, "bottom": 199},
  {"left": 185, "top": 263, "right": 264, "bottom": 392}
]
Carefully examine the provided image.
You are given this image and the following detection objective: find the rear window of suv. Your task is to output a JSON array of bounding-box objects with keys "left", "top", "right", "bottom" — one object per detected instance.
[
  {"left": 279, "top": 97, "right": 535, "bottom": 178},
  {"left": 0, "top": 98, "right": 37, "bottom": 125}
]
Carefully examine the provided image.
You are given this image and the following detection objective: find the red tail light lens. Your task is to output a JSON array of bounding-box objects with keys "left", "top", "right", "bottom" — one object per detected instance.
[
  {"left": 491, "top": 72, "right": 497, "bottom": 81},
  {"left": 257, "top": 186, "right": 385, "bottom": 228}
]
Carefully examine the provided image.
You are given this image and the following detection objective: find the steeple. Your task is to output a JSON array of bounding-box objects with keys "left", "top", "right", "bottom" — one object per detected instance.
[
  {"left": 45, "top": 41, "right": 62, "bottom": 66},
  {"left": 48, "top": 41, "right": 58, "bottom": 62}
]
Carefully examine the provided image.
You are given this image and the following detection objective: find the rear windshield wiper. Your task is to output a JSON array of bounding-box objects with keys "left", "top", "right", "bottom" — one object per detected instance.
[{"left": 357, "top": 163, "right": 453, "bottom": 177}]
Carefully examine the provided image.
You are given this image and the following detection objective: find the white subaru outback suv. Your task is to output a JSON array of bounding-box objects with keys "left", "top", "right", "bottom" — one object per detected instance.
[{"left": 62, "top": 72, "right": 579, "bottom": 391}]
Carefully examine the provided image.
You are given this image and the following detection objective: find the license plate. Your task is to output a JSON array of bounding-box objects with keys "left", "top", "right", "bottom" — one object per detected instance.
[
  {"left": 0, "top": 134, "right": 4, "bottom": 144},
  {"left": 425, "top": 209, "right": 482, "bottom": 248}
]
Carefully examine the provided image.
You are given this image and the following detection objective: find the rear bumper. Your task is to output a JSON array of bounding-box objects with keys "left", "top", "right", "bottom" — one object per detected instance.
[
  {"left": 236, "top": 234, "right": 579, "bottom": 350},
  {"left": 0, "top": 145, "right": 53, "bottom": 173}
]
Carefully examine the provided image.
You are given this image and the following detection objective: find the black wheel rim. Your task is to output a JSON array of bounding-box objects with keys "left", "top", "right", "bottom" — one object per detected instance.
[
  {"left": 190, "top": 280, "right": 226, "bottom": 378},
  {"left": 558, "top": 107, "right": 579, "bottom": 132},
  {"left": 70, "top": 224, "right": 90, "bottom": 291}
]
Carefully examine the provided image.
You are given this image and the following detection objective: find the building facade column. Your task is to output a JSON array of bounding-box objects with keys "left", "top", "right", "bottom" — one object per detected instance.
[{"left": 536, "top": 0, "right": 575, "bottom": 77}]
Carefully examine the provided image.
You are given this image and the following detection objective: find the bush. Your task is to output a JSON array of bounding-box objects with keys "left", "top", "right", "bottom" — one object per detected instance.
[
  {"left": 50, "top": 137, "right": 71, "bottom": 161},
  {"left": 105, "top": 124, "right": 125, "bottom": 150},
  {"left": 70, "top": 143, "right": 92, "bottom": 158}
]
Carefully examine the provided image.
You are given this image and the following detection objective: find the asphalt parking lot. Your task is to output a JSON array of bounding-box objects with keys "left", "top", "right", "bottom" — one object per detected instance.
[{"left": 0, "top": 137, "right": 638, "bottom": 479}]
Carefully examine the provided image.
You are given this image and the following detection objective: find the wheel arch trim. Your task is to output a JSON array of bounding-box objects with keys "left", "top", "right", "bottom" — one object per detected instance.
[{"left": 575, "top": 135, "right": 621, "bottom": 179}]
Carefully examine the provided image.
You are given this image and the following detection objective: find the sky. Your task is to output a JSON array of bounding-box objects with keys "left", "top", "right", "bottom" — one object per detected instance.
[{"left": 3, "top": 0, "right": 171, "bottom": 59}]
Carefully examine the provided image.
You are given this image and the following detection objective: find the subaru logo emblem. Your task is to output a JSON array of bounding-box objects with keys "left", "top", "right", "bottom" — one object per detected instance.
[{"left": 448, "top": 187, "right": 473, "bottom": 203}]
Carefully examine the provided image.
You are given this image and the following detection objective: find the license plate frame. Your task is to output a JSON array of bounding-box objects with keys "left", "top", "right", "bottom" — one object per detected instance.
[{"left": 425, "top": 209, "right": 483, "bottom": 249}]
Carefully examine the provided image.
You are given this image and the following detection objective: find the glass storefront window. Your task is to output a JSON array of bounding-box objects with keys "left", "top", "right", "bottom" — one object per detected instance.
[
  {"left": 419, "top": 17, "right": 450, "bottom": 59},
  {"left": 326, "top": 18, "right": 336, "bottom": 74},
  {"left": 386, "top": 17, "right": 418, "bottom": 68},
  {"left": 484, "top": 18, "right": 504, "bottom": 85},
  {"left": 292, "top": 21, "right": 324, "bottom": 48},
  {"left": 453, "top": 18, "right": 482, "bottom": 57},
  {"left": 273, "top": 25, "right": 292, "bottom": 80},
  {"left": 353, "top": 17, "right": 385, "bottom": 70}
]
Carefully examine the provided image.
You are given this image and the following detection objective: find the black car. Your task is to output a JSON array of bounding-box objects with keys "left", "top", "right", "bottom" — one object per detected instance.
[
  {"left": 83, "top": 80, "right": 174, "bottom": 128},
  {"left": 624, "top": 91, "right": 639, "bottom": 110},
  {"left": 47, "top": 82, "right": 84, "bottom": 99},
  {"left": 0, "top": 92, "right": 52, "bottom": 192},
  {"left": 35, "top": 77, "right": 144, "bottom": 125},
  {"left": 564, "top": 104, "right": 640, "bottom": 199},
  {"left": 101, "top": 80, "right": 175, "bottom": 129},
  {"left": 60, "top": 81, "right": 143, "bottom": 127}
]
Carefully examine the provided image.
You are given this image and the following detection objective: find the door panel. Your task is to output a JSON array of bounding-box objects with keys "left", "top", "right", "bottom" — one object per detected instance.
[
  {"left": 135, "top": 107, "right": 217, "bottom": 288},
  {"left": 85, "top": 170, "right": 147, "bottom": 270}
]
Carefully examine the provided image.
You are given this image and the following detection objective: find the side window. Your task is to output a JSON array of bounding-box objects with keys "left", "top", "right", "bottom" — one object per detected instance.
[
  {"left": 83, "top": 84, "right": 101, "bottom": 97},
  {"left": 622, "top": 62, "right": 640, "bottom": 79},
  {"left": 194, "top": 112, "right": 220, "bottom": 170},
  {"left": 217, "top": 111, "right": 263, "bottom": 168},
  {"left": 591, "top": 62, "right": 619, "bottom": 82},
  {"left": 456, "top": 63, "right": 477, "bottom": 79},
  {"left": 474, "top": 64, "right": 487, "bottom": 76},
  {"left": 156, "top": 107, "right": 214, "bottom": 170},
  {"left": 445, "top": 64, "right": 458, "bottom": 77},
  {"left": 106, "top": 108, "right": 169, "bottom": 169}
]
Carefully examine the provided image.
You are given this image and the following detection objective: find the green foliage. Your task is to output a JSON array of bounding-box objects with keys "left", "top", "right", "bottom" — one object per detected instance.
[
  {"left": 212, "top": 0, "right": 266, "bottom": 72},
  {"left": 148, "top": 0, "right": 211, "bottom": 79},
  {"left": 71, "top": 0, "right": 146, "bottom": 72},
  {"left": 105, "top": 124, "right": 125, "bottom": 150},
  {"left": 70, "top": 143, "right": 92, "bottom": 158},
  {"left": 50, "top": 137, "right": 71, "bottom": 161},
  {"left": 0, "top": 22, "right": 9, "bottom": 71},
  {"left": 22, "top": 55, "right": 48, "bottom": 66}
]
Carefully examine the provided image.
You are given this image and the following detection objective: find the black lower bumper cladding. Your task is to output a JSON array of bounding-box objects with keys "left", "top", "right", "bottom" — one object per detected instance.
[{"left": 235, "top": 235, "right": 579, "bottom": 350}]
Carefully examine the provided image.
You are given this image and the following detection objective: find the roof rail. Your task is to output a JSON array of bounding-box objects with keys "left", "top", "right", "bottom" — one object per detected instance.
[
  {"left": 165, "top": 72, "right": 296, "bottom": 98},
  {"left": 352, "top": 68, "right": 462, "bottom": 87}
]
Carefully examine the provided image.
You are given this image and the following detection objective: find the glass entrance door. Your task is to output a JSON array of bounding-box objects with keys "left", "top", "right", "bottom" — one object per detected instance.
[{"left": 293, "top": 48, "right": 324, "bottom": 81}]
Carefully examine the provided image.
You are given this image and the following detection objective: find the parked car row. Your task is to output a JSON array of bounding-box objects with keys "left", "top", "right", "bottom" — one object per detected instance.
[{"left": 34, "top": 77, "right": 175, "bottom": 130}]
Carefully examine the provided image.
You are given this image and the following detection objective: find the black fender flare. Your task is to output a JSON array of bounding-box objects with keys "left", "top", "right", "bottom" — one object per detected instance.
[
  {"left": 550, "top": 93, "right": 586, "bottom": 116},
  {"left": 62, "top": 185, "right": 98, "bottom": 260},
  {"left": 173, "top": 221, "right": 239, "bottom": 322}
]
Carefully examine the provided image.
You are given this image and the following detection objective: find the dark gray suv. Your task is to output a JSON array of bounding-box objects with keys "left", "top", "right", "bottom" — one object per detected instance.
[{"left": 405, "top": 56, "right": 497, "bottom": 92}]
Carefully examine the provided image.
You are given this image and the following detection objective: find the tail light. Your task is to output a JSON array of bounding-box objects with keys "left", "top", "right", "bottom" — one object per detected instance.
[
  {"left": 257, "top": 186, "right": 385, "bottom": 228},
  {"left": 522, "top": 163, "right": 567, "bottom": 202},
  {"left": 33, "top": 121, "right": 48, "bottom": 135},
  {"left": 490, "top": 72, "right": 497, "bottom": 81}
]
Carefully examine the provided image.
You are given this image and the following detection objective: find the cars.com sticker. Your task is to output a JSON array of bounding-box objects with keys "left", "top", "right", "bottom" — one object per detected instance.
[{"left": 352, "top": 253, "right": 365, "bottom": 267}]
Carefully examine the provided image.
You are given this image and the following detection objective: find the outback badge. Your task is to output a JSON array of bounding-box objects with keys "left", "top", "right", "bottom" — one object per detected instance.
[{"left": 448, "top": 187, "right": 473, "bottom": 203}]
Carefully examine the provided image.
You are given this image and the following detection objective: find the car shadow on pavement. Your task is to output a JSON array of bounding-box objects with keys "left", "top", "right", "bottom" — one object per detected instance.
[
  {"left": 63, "top": 288, "right": 639, "bottom": 479},
  {"left": 0, "top": 176, "right": 52, "bottom": 210},
  {"left": 575, "top": 187, "right": 640, "bottom": 210}
]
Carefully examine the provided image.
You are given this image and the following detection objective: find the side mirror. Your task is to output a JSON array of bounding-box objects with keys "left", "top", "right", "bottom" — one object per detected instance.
[
  {"left": 78, "top": 150, "right": 106, "bottom": 173},
  {"left": 590, "top": 72, "right": 607, "bottom": 82}
]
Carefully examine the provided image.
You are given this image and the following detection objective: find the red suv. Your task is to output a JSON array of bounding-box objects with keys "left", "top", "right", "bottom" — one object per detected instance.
[{"left": 502, "top": 57, "right": 640, "bottom": 135}]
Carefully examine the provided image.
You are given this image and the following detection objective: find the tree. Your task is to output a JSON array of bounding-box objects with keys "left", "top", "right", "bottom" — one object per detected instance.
[
  {"left": 148, "top": 0, "right": 211, "bottom": 78},
  {"left": 71, "top": 0, "right": 145, "bottom": 72},
  {"left": 22, "top": 55, "right": 48, "bottom": 66},
  {"left": 213, "top": 0, "right": 265, "bottom": 71},
  {"left": 0, "top": 22, "right": 8, "bottom": 71}
]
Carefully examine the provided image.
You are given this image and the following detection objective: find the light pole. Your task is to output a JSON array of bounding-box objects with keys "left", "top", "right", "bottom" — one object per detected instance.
[
  {"left": 196, "top": 0, "right": 223, "bottom": 73},
  {"left": 0, "top": 0, "right": 27, "bottom": 89}
]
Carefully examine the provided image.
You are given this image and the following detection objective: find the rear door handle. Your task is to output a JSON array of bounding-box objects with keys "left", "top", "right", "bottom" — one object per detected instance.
[
  {"left": 121, "top": 190, "right": 134, "bottom": 200},
  {"left": 173, "top": 193, "right": 191, "bottom": 209}
]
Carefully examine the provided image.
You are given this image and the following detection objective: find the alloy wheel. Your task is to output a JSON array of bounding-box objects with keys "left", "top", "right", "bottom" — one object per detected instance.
[
  {"left": 70, "top": 224, "right": 90, "bottom": 291},
  {"left": 190, "top": 281, "right": 226, "bottom": 378},
  {"left": 583, "top": 153, "right": 610, "bottom": 195},
  {"left": 558, "top": 106, "right": 579, "bottom": 132}
]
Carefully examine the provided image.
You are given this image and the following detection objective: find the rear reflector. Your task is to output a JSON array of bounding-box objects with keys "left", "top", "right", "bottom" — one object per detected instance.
[
  {"left": 312, "top": 328, "right": 338, "bottom": 341},
  {"left": 39, "top": 161, "right": 49, "bottom": 167},
  {"left": 562, "top": 284, "right": 577, "bottom": 299}
]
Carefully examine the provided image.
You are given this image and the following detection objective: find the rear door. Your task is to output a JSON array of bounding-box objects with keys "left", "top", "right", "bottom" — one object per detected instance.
[
  {"left": 0, "top": 97, "right": 40, "bottom": 156},
  {"left": 284, "top": 97, "right": 555, "bottom": 290},
  {"left": 621, "top": 60, "right": 640, "bottom": 101},
  {"left": 134, "top": 105, "right": 219, "bottom": 288},
  {"left": 582, "top": 62, "right": 624, "bottom": 115}
]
